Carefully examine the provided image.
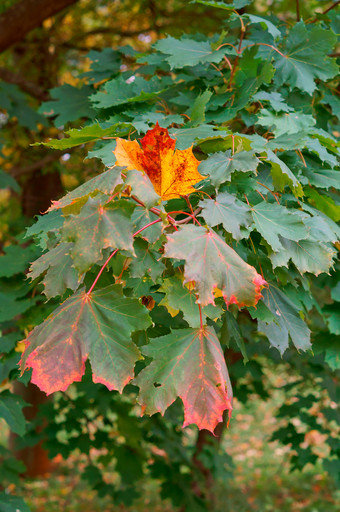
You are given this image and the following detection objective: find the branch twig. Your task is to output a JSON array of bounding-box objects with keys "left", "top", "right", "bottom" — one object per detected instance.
[
  {"left": 0, "top": 67, "right": 49, "bottom": 101},
  {"left": 296, "top": 0, "right": 300, "bottom": 21},
  {"left": 10, "top": 149, "right": 74, "bottom": 178}
]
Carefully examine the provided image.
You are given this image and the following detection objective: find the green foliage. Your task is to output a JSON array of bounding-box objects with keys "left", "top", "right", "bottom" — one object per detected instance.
[{"left": 1, "top": 0, "right": 340, "bottom": 509}]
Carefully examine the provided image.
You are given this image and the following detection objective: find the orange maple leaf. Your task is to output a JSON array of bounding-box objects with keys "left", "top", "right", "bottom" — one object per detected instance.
[{"left": 114, "top": 123, "right": 204, "bottom": 200}]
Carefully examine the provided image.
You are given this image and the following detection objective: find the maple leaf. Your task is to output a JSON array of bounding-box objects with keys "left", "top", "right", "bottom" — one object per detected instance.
[
  {"left": 113, "top": 123, "right": 204, "bottom": 200},
  {"left": 135, "top": 326, "right": 233, "bottom": 432},
  {"left": 199, "top": 192, "right": 252, "bottom": 240},
  {"left": 164, "top": 225, "right": 267, "bottom": 307},
  {"left": 158, "top": 275, "right": 223, "bottom": 328},
  {"left": 29, "top": 242, "right": 81, "bottom": 299},
  {"left": 47, "top": 167, "right": 124, "bottom": 212},
  {"left": 20, "top": 285, "right": 151, "bottom": 395},
  {"left": 62, "top": 198, "right": 135, "bottom": 273}
]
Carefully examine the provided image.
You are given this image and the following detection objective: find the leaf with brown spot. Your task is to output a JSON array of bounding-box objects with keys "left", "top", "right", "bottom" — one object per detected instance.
[
  {"left": 114, "top": 123, "right": 204, "bottom": 200},
  {"left": 135, "top": 326, "right": 233, "bottom": 432},
  {"left": 20, "top": 285, "right": 151, "bottom": 395}
]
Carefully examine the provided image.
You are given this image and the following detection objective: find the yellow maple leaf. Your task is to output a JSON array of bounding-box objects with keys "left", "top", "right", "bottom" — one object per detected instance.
[{"left": 114, "top": 123, "right": 204, "bottom": 200}]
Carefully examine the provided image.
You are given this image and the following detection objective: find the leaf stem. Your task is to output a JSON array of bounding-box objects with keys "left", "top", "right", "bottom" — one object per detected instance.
[
  {"left": 130, "top": 194, "right": 178, "bottom": 229},
  {"left": 240, "top": 43, "right": 286, "bottom": 58},
  {"left": 256, "top": 181, "right": 280, "bottom": 204},
  {"left": 132, "top": 218, "right": 162, "bottom": 237},
  {"left": 168, "top": 209, "right": 202, "bottom": 226},
  {"left": 87, "top": 249, "right": 119, "bottom": 295},
  {"left": 87, "top": 218, "right": 162, "bottom": 295},
  {"left": 198, "top": 302, "right": 203, "bottom": 330}
]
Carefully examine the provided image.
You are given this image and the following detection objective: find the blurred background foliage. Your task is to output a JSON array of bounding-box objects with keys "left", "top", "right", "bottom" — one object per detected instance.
[{"left": 0, "top": 1, "right": 339, "bottom": 511}]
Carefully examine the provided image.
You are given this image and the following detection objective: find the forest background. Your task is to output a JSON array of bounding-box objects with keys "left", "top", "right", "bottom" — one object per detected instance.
[{"left": 0, "top": 1, "right": 339, "bottom": 511}]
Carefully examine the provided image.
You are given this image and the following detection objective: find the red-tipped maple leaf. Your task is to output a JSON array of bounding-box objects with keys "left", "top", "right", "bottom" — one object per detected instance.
[
  {"left": 20, "top": 285, "right": 151, "bottom": 395},
  {"left": 114, "top": 122, "right": 204, "bottom": 200},
  {"left": 164, "top": 224, "right": 267, "bottom": 307},
  {"left": 135, "top": 326, "right": 233, "bottom": 432}
]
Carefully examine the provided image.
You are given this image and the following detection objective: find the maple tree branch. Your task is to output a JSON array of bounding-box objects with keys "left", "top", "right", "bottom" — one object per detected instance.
[
  {"left": 10, "top": 149, "right": 75, "bottom": 178},
  {"left": 322, "top": 0, "right": 340, "bottom": 15},
  {"left": 87, "top": 218, "right": 162, "bottom": 295},
  {"left": 68, "top": 22, "right": 172, "bottom": 43},
  {"left": 296, "top": 0, "right": 300, "bottom": 22},
  {"left": 0, "top": 67, "right": 49, "bottom": 101},
  {"left": 310, "top": 1, "right": 340, "bottom": 22},
  {"left": 0, "top": 0, "right": 79, "bottom": 54},
  {"left": 174, "top": 208, "right": 202, "bottom": 225}
]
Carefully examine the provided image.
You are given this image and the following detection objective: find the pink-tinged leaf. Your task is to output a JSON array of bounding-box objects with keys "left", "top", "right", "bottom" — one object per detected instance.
[
  {"left": 48, "top": 167, "right": 124, "bottom": 212},
  {"left": 164, "top": 225, "right": 267, "bottom": 307},
  {"left": 135, "top": 327, "right": 233, "bottom": 432},
  {"left": 20, "top": 285, "right": 151, "bottom": 395},
  {"left": 62, "top": 198, "right": 135, "bottom": 273}
]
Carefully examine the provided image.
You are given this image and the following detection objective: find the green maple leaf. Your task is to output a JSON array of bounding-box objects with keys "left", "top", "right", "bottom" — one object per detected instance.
[
  {"left": 302, "top": 168, "right": 340, "bottom": 190},
  {"left": 158, "top": 276, "right": 223, "bottom": 328},
  {"left": 244, "top": 14, "right": 281, "bottom": 40},
  {"left": 62, "top": 198, "right": 135, "bottom": 273},
  {"left": 273, "top": 22, "right": 338, "bottom": 94},
  {"left": 164, "top": 225, "right": 266, "bottom": 307},
  {"left": 39, "top": 84, "right": 94, "bottom": 126},
  {"left": 304, "top": 137, "right": 338, "bottom": 168},
  {"left": 131, "top": 206, "right": 163, "bottom": 244},
  {"left": 270, "top": 238, "right": 335, "bottom": 276},
  {"left": 90, "top": 75, "right": 171, "bottom": 109},
  {"left": 220, "top": 310, "right": 248, "bottom": 362},
  {"left": 0, "top": 169, "right": 20, "bottom": 193},
  {"left": 265, "top": 149, "right": 303, "bottom": 196},
  {"left": 154, "top": 35, "right": 236, "bottom": 69},
  {"left": 169, "top": 124, "right": 226, "bottom": 149},
  {"left": 252, "top": 202, "right": 308, "bottom": 252},
  {"left": 130, "top": 238, "right": 165, "bottom": 282},
  {"left": 193, "top": 0, "right": 251, "bottom": 10},
  {"left": 135, "top": 326, "right": 233, "bottom": 432},
  {"left": 87, "top": 141, "right": 117, "bottom": 167},
  {"left": 29, "top": 242, "right": 81, "bottom": 299},
  {"left": 199, "top": 192, "right": 252, "bottom": 240},
  {"left": 36, "top": 123, "right": 132, "bottom": 150},
  {"left": 305, "top": 188, "right": 340, "bottom": 222},
  {"left": 257, "top": 109, "right": 315, "bottom": 138},
  {"left": 25, "top": 210, "right": 63, "bottom": 250},
  {"left": 0, "top": 244, "right": 40, "bottom": 278},
  {"left": 190, "top": 90, "right": 213, "bottom": 126},
  {"left": 21, "top": 285, "right": 151, "bottom": 395},
  {"left": 0, "top": 391, "right": 27, "bottom": 437},
  {"left": 253, "top": 91, "right": 292, "bottom": 113},
  {"left": 0, "top": 494, "right": 30, "bottom": 512},
  {"left": 324, "top": 305, "right": 340, "bottom": 336},
  {"left": 258, "top": 285, "right": 311, "bottom": 354},
  {"left": 125, "top": 169, "right": 160, "bottom": 208},
  {"left": 48, "top": 167, "right": 124, "bottom": 212},
  {"left": 199, "top": 150, "right": 260, "bottom": 187}
]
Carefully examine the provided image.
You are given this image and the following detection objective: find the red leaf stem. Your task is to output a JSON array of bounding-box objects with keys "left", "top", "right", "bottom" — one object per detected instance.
[
  {"left": 241, "top": 43, "right": 286, "bottom": 58},
  {"left": 87, "top": 218, "right": 162, "bottom": 295},
  {"left": 87, "top": 249, "right": 119, "bottom": 295},
  {"left": 198, "top": 302, "right": 203, "bottom": 330}
]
